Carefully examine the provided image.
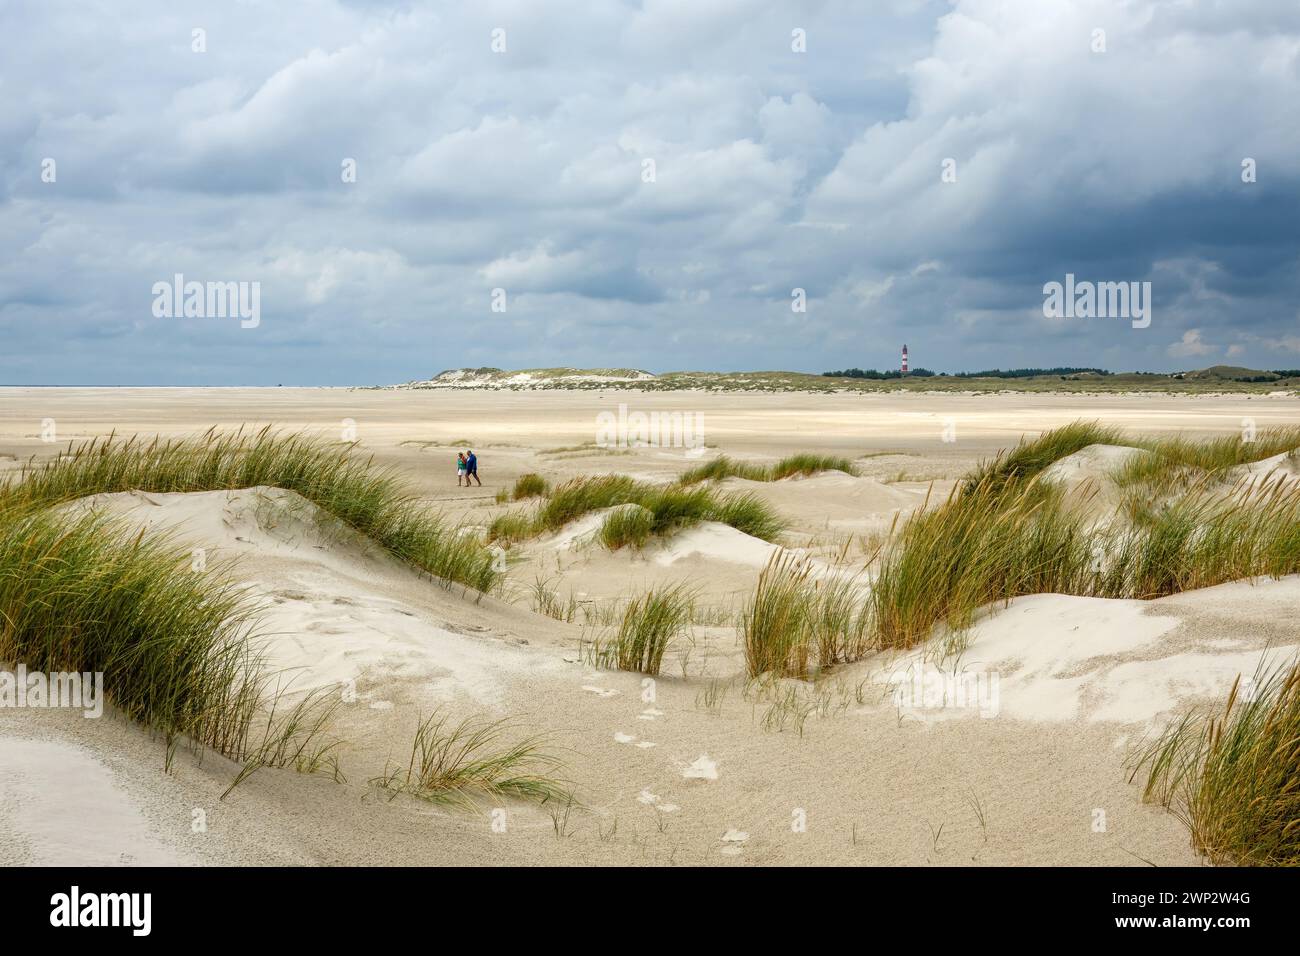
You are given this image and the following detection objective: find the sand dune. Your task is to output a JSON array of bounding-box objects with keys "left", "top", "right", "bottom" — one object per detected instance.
[{"left": 4, "top": 387, "right": 1300, "bottom": 866}]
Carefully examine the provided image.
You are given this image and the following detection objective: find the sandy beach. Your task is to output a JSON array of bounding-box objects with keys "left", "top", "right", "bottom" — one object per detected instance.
[{"left": 2, "top": 386, "right": 1298, "bottom": 866}]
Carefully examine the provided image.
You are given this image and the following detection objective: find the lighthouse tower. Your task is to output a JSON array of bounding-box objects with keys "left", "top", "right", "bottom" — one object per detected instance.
[{"left": 901, "top": 344, "right": 909, "bottom": 375}]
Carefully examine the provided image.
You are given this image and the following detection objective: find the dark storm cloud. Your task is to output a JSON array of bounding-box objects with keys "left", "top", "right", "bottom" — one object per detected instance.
[{"left": 0, "top": 0, "right": 1296, "bottom": 385}]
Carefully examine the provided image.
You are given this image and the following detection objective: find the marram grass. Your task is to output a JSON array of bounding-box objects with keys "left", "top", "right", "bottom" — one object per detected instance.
[
  {"left": 0, "top": 503, "right": 263, "bottom": 757},
  {"left": 678, "top": 453, "right": 858, "bottom": 486},
  {"left": 371, "top": 710, "right": 570, "bottom": 809},
  {"left": 741, "top": 551, "right": 870, "bottom": 679},
  {"left": 487, "top": 474, "right": 786, "bottom": 546},
  {"left": 1132, "top": 660, "right": 1300, "bottom": 866},
  {"left": 869, "top": 422, "right": 1300, "bottom": 650},
  {"left": 0, "top": 427, "right": 504, "bottom": 771},
  {"left": 0, "top": 428, "right": 500, "bottom": 592}
]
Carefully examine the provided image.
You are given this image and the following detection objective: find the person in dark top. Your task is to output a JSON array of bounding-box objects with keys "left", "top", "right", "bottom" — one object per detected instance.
[{"left": 465, "top": 449, "right": 481, "bottom": 486}]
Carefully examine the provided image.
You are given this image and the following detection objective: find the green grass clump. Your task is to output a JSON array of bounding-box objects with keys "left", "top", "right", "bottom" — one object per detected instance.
[
  {"left": 0, "top": 504, "right": 263, "bottom": 756},
  {"left": 510, "top": 473, "right": 550, "bottom": 499},
  {"left": 493, "top": 474, "right": 786, "bottom": 546},
  {"left": 611, "top": 584, "right": 694, "bottom": 675},
  {"left": 371, "top": 710, "right": 569, "bottom": 809},
  {"left": 869, "top": 423, "right": 1300, "bottom": 651},
  {"left": 1105, "top": 473, "right": 1300, "bottom": 598},
  {"left": 870, "top": 478, "right": 1096, "bottom": 650},
  {"left": 709, "top": 492, "right": 788, "bottom": 541},
  {"left": 0, "top": 429, "right": 499, "bottom": 592},
  {"left": 678, "top": 456, "right": 769, "bottom": 485},
  {"left": 740, "top": 552, "right": 869, "bottom": 678},
  {"left": 1113, "top": 426, "right": 1300, "bottom": 502},
  {"left": 488, "top": 510, "right": 538, "bottom": 546},
  {"left": 768, "top": 453, "right": 858, "bottom": 480},
  {"left": 678, "top": 453, "right": 857, "bottom": 486},
  {"left": 1132, "top": 660, "right": 1300, "bottom": 865},
  {"left": 964, "top": 421, "right": 1123, "bottom": 495},
  {"left": 742, "top": 552, "right": 815, "bottom": 679},
  {"left": 599, "top": 505, "right": 655, "bottom": 550},
  {"left": 534, "top": 475, "right": 639, "bottom": 533},
  {"left": 805, "top": 573, "right": 871, "bottom": 667}
]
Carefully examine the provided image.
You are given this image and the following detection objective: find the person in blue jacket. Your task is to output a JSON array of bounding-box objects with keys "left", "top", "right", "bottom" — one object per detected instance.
[{"left": 465, "top": 449, "right": 481, "bottom": 486}]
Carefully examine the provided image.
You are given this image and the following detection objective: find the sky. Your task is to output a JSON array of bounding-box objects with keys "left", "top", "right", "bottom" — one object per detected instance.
[{"left": 1, "top": 0, "right": 1298, "bottom": 385}]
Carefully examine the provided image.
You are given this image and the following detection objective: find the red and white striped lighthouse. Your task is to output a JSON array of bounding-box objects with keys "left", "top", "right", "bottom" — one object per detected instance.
[{"left": 901, "top": 344, "right": 909, "bottom": 375}]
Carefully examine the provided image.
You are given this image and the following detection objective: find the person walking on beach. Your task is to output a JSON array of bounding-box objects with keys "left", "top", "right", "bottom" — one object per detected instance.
[
  {"left": 456, "top": 452, "right": 467, "bottom": 486},
  {"left": 465, "top": 449, "right": 481, "bottom": 486}
]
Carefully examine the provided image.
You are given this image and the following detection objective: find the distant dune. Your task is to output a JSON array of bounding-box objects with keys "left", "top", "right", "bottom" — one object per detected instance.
[{"left": 395, "top": 366, "right": 1300, "bottom": 395}]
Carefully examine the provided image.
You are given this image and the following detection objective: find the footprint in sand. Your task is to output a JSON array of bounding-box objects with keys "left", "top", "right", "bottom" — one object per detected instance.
[
  {"left": 581, "top": 685, "right": 618, "bottom": 698},
  {"left": 682, "top": 754, "right": 719, "bottom": 780},
  {"left": 720, "top": 829, "right": 749, "bottom": 856},
  {"left": 637, "top": 707, "right": 664, "bottom": 721},
  {"left": 614, "top": 732, "right": 658, "bottom": 748},
  {"left": 637, "top": 789, "right": 679, "bottom": 813}
]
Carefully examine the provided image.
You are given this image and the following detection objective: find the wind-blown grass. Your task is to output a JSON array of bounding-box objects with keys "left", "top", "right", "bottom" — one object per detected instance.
[
  {"left": 678, "top": 453, "right": 858, "bottom": 486},
  {"left": 1131, "top": 659, "right": 1300, "bottom": 865},
  {"left": 610, "top": 584, "right": 693, "bottom": 675},
  {"left": 0, "top": 429, "right": 499, "bottom": 592},
  {"left": 964, "top": 421, "right": 1123, "bottom": 495},
  {"left": 0, "top": 503, "right": 263, "bottom": 756},
  {"left": 1105, "top": 473, "right": 1300, "bottom": 598},
  {"left": 1112, "top": 426, "right": 1300, "bottom": 503},
  {"left": 870, "top": 423, "right": 1300, "bottom": 650},
  {"left": 487, "top": 474, "right": 786, "bottom": 546},
  {"left": 371, "top": 710, "right": 570, "bottom": 808},
  {"left": 740, "top": 552, "right": 871, "bottom": 678},
  {"left": 509, "top": 473, "right": 550, "bottom": 500},
  {"left": 599, "top": 504, "right": 655, "bottom": 550},
  {"left": 742, "top": 552, "right": 814, "bottom": 679},
  {"left": 870, "top": 478, "right": 1096, "bottom": 649}
]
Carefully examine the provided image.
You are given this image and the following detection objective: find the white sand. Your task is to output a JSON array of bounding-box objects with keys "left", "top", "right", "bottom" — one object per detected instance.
[
  {"left": 0, "top": 738, "right": 186, "bottom": 866},
  {"left": 4, "top": 386, "right": 1300, "bottom": 866}
]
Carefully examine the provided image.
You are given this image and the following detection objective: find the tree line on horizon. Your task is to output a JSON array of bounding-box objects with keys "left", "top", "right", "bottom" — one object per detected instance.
[{"left": 822, "top": 366, "right": 1107, "bottom": 380}]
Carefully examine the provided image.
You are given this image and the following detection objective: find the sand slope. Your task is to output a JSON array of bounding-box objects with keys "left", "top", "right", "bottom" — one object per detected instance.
[{"left": 7, "top": 484, "right": 1297, "bottom": 866}]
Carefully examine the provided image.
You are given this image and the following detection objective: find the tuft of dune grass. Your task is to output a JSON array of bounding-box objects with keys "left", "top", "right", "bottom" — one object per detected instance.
[
  {"left": 740, "top": 551, "right": 871, "bottom": 678},
  {"left": 870, "top": 423, "right": 1300, "bottom": 651},
  {"left": 678, "top": 453, "right": 857, "bottom": 486},
  {"left": 371, "top": 709, "right": 570, "bottom": 809},
  {"left": 599, "top": 504, "right": 655, "bottom": 550},
  {"left": 1131, "top": 659, "right": 1300, "bottom": 866},
  {"left": 487, "top": 474, "right": 786, "bottom": 547},
  {"left": 0, "top": 503, "right": 265, "bottom": 757},
  {"left": 870, "top": 477, "right": 1096, "bottom": 650},
  {"left": 0, "top": 428, "right": 499, "bottom": 592},
  {"left": 610, "top": 584, "right": 694, "bottom": 675},
  {"left": 509, "top": 473, "right": 550, "bottom": 500},
  {"left": 963, "top": 421, "right": 1123, "bottom": 495},
  {"left": 1113, "top": 425, "right": 1300, "bottom": 504}
]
